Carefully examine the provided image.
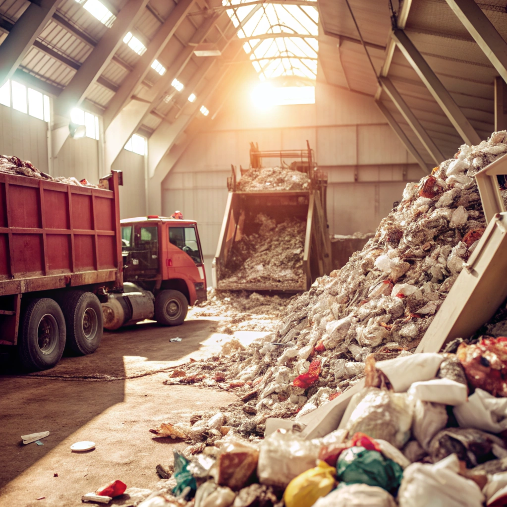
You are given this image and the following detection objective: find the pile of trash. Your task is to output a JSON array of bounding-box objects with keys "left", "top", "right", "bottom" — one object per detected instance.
[
  {"left": 237, "top": 167, "right": 310, "bottom": 192},
  {"left": 219, "top": 214, "right": 306, "bottom": 290},
  {"left": 147, "top": 342, "right": 507, "bottom": 507},
  {"left": 193, "top": 290, "right": 293, "bottom": 334},
  {"left": 0, "top": 154, "right": 98, "bottom": 187}
]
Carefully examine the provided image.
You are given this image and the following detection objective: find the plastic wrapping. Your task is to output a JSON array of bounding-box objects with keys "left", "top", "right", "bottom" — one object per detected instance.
[
  {"left": 336, "top": 447, "right": 404, "bottom": 496},
  {"left": 375, "top": 439, "right": 411, "bottom": 469},
  {"left": 257, "top": 430, "right": 320, "bottom": 488},
  {"left": 346, "top": 388, "right": 412, "bottom": 449},
  {"left": 172, "top": 451, "right": 197, "bottom": 498},
  {"left": 313, "top": 484, "right": 396, "bottom": 507},
  {"left": 403, "top": 440, "right": 427, "bottom": 463},
  {"left": 232, "top": 484, "right": 278, "bottom": 507},
  {"left": 429, "top": 428, "right": 505, "bottom": 468},
  {"left": 398, "top": 454, "right": 485, "bottom": 507},
  {"left": 96, "top": 480, "right": 127, "bottom": 498},
  {"left": 293, "top": 360, "right": 321, "bottom": 389},
  {"left": 437, "top": 353, "right": 468, "bottom": 386},
  {"left": 457, "top": 338, "right": 507, "bottom": 397},
  {"left": 454, "top": 388, "right": 507, "bottom": 433},
  {"left": 202, "top": 487, "right": 237, "bottom": 507},
  {"left": 375, "top": 354, "right": 443, "bottom": 392},
  {"left": 283, "top": 461, "right": 336, "bottom": 507},
  {"left": 217, "top": 440, "right": 259, "bottom": 491},
  {"left": 483, "top": 472, "right": 507, "bottom": 506},
  {"left": 412, "top": 400, "right": 447, "bottom": 452},
  {"left": 407, "top": 378, "right": 468, "bottom": 405}
]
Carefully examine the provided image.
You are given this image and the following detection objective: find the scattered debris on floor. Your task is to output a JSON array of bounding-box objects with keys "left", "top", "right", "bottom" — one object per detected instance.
[
  {"left": 193, "top": 290, "right": 291, "bottom": 334},
  {"left": 218, "top": 214, "right": 306, "bottom": 291},
  {"left": 237, "top": 167, "right": 310, "bottom": 192},
  {"left": 71, "top": 441, "right": 96, "bottom": 452},
  {"left": 21, "top": 431, "right": 50, "bottom": 445}
]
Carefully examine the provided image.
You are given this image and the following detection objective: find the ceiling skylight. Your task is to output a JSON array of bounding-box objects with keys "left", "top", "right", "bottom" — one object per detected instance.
[
  {"left": 123, "top": 32, "right": 147, "bottom": 56},
  {"left": 223, "top": 0, "right": 318, "bottom": 81},
  {"left": 75, "top": 0, "right": 116, "bottom": 27},
  {"left": 151, "top": 59, "right": 166, "bottom": 76}
]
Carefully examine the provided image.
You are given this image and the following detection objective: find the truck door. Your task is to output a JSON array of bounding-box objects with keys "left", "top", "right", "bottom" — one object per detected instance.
[
  {"left": 167, "top": 225, "right": 206, "bottom": 284},
  {"left": 123, "top": 223, "right": 159, "bottom": 280}
]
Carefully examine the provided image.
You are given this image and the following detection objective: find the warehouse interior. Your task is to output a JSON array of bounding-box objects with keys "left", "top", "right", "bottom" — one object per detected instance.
[{"left": 2, "top": 0, "right": 507, "bottom": 505}]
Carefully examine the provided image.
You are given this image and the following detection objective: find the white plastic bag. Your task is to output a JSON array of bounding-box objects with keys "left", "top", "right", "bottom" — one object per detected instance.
[
  {"left": 483, "top": 472, "right": 507, "bottom": 506},
  {"left": 313, "top": 484, "right": 396, "bottom": 507},
  {"left": 398, "top": 454, "right": 485, "bottom": 507},
  {"left": 407, "top": 378, "right": 468, "bottom": 405},
  {"left": 454, "top": 388, "right": 507, "bottom": 433},
  {"left": 375, "top": 353, "right": 443, "bottom": 392},
  {"left": 412, "top": 400, "right": 447, "bottom": 451}
]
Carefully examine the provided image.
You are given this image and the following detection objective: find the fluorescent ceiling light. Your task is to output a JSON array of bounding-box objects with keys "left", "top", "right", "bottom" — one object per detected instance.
[
  {"left": 151, "top": 59, "right": 166, "bottom": 76},
  {"left": 200, "top": 105, "right": 209, "bottom": 116},
  {"left": 171, "top": 79, "right": 184, "bottom": 92},
  {"left": 188, "top": 93, "right": 196, "bottom": 103}
]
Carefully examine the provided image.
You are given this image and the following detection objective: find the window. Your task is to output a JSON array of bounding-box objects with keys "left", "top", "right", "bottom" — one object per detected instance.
[
  {"left": 124, "top": 134, "right": 146, "bottom": 156},
  {"left": 121, "top": 225, "right": 132, "bottom": 247},
  {"left": 76, "top": 0, "right": 116, "bottom": 27},
  {"left": 200, "top": 105, "right": 209, "bottom": 116},
  {"left": 12, "top": 81, "right": 27, "bottom": 113},
  {"left": 70, "top": 107, "right": 99, "bottom": 140},
  {"left": 140, "top": 226, "right": 158, "bottom": 244},
  {"left": 171, "top": 79, "right": 184, "bottom": 92},
  {"left": 28, "top": 88, "right": 44, "bottom": 120},
  {"left": 169, "top": 227, "right": 202, "bottom": 265},
  {"left": 151, "top": 60, "right": 166, "bottom": 76},
  {"left": 0, "top": 81, "right": 10, "bottom": 107},
  {"left": 123, "top": 32, "right": 147, "bottom": 56},
  {"left": 188, "top": 93, "right": 196, "bottom": 103}
]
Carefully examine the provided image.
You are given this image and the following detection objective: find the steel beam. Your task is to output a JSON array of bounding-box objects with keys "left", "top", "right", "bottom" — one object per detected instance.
[
  {"left": 0, "top": 0, "right": 59, "bottom": 87},
  {"left": 445, "top": 0, "right": 507, "bottom": 84},
  {"left": 495, "top": 76, "right": 507, "bottom": 131},
  {"left": 103, "top": 0, "right": 196, "bottom": 130},
  {"left": 104, "top": 13, "right": 222, "bottom": 171},
  {"left": 379, "top": 76, "right": 444, "bottom": 165},
  {"left": 392, "top": 28, "right": 481, "bottom": 146},
  {"left": 55, "top": 0, "right": 149, "bottom": 119},
  {"left": 375, "top": 100, "right": 430, "bottom": 174}
]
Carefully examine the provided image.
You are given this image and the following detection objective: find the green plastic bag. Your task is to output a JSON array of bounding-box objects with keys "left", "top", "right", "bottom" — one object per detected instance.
[
  {"left": 172, "top": 450, "right": 197, "bottom": 498},
  {"left": 336, "top": 446, "right": 403, "bottom": 496}
]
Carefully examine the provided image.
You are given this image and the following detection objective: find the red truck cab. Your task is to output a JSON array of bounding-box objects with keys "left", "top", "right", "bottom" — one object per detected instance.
[{"left": 113, "top": 216, "right": 206, "bottom": 327}]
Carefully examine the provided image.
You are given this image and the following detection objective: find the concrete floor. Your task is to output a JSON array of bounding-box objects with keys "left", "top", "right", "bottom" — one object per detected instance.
[{"left": 0, "top": 311, "right": 250, "bottom": 507}]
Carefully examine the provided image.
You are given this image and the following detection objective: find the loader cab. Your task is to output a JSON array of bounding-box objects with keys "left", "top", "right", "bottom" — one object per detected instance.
[{"left": 120, "top": 216, "right": 207, "bottom": 304}]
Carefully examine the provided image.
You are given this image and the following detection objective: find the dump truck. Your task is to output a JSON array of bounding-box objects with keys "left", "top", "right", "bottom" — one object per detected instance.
[
  {"left": 0, "top": 170, "right": 206, "bottom": 371},
  {"left": 213, "top": 142, "right": 332, "bottom": 292}
]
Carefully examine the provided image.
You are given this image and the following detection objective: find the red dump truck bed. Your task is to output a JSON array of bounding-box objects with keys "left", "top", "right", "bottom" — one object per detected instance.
[{"left": 0, "top": 170, "right": 122, "bottom": 348}]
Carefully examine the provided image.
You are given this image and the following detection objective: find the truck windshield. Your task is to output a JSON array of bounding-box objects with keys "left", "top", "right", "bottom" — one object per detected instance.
[{"left": 169, "top": 227, "right": 202, "bottom": 265}]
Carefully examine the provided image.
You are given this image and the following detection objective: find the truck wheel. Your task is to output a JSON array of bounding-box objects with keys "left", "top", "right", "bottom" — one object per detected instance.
[
  {"left": 155, "top": 290, "right": 188, "bottom": 326},
  {"left": 19, "top": 298, "right": 66, "bottom": 371},
  {"left": 59, "top": 291, "right": 103, "bottom": 355}
]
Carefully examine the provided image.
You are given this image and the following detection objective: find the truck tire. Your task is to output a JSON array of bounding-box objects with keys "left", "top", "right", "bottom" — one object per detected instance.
[
  {"left": 59, "top": 291, "right": 103, "bottom": 355},
  {"left": 155, "top": 290, "right": 188, "bottom": 326},
  {"left": 19, "top": 298, "right": 66, "bottom": 371}
]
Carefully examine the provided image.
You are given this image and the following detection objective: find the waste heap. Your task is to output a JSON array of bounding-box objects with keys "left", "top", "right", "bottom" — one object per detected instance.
[
  {"left": 237, "top": 166, "right": 310, "bottom": 192},
  {"left": 167, "top": 132, "right": 507, "bottom": 436},
  {"left": 218, "top": 214, "right": 306, "bottom": 290},
  {"left": 0, "top": 154, "right": 97, "bottom": 187},
  {"left": 144, "top": 340, "right": 507, "bottom": 507},
  {"left": 193, "top": 290, "right": 293, "bottom": 334}
]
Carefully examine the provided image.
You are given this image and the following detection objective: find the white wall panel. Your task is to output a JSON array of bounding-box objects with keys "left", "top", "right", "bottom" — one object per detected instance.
[
  {"left": 53, "top": 136, "right": 99, "bottom": 183},
  {"left": 0, "top": 104, "right": 48, "bottom": 173},
  {"left": 358, "top": 124, "right": 411, "bottom": 165},
  {"left": 317, "top": 126, "right": 357, "bottom": 165},
  {"left": 113, "top": 149, "right": 146, "bottom": 219}
]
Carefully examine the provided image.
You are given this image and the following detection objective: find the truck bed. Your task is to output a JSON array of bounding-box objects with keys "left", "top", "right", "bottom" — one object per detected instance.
[{"left": 0, "top": 171, "right": 122, "bottom": 297}]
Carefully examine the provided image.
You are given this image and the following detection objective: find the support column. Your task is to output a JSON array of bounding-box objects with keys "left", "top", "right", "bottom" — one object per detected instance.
[{"left": 495, "top": 77, "right": 507, "bottom": 132}]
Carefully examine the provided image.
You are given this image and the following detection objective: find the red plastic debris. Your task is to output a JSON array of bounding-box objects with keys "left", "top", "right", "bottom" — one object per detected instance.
[
  {"left": 349, "top": 432, "right": 382, "bottom": 452},
  {"left": 252, "top": 376, "right": 264, "bottom": 387},
  {"left": 319, "top": 442, "right": 350, "bottom": 466},
  {"left": 96, "top": 480, "right": 127, "bottom": 498},
  {"left": 229, "top": 381, "right": 245, "bottom": 388},
  {"left": 463, "top": 228, "right": 485, "bottom": 248},
  {"left": 396, "top": 293, "right": 406, "bottom": 299},
  {"left": 419, "top": 176, "right": 439, "bottom": 198},
  {"left": 293, "top": 359, "right": 321, "bottom": 389},
  {"left": 214, "top": 373, "right": 226, "bottom": 382},
  {"left": 315, "top": 341, "right": 326, "bottom": 352},
  {"left": 329, "top": 392, "right": 341, "bottom": 401},
  {"left": 457, "top": 337, "right": 507, "bottom": 397}
]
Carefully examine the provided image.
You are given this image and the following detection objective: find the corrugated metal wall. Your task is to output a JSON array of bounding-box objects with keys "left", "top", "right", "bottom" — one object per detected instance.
[
  {"left": 52, "top": 136, "right": 99, "bottom": 183},
  {"left": 113, "top": 149, "right": 147, "bottom": 219},
  {"left": 161, "top": 82, "right": 425, "bottom": 285},
  {"left": 0, "top": 104, "right": 48, "bottom": 173}
]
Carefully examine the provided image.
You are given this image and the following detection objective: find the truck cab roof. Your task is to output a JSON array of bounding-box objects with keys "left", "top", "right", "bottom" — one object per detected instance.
[{"left": 120, "top": 216, "right": 198, "bottom": 225}]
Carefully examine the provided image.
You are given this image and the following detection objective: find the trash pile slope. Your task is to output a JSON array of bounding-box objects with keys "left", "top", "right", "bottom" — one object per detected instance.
[
  {"left": 192, "top": 290, "right": 293, "bottom": 334},
  {"left": 219, "top": 214, "right": 306, "bottom": 290},
  {"left": 237, "top": 167, "right": 310, "bottom": 192},
  {"left": 166, "top": 132, "right": 507, "bottom": 439}
]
